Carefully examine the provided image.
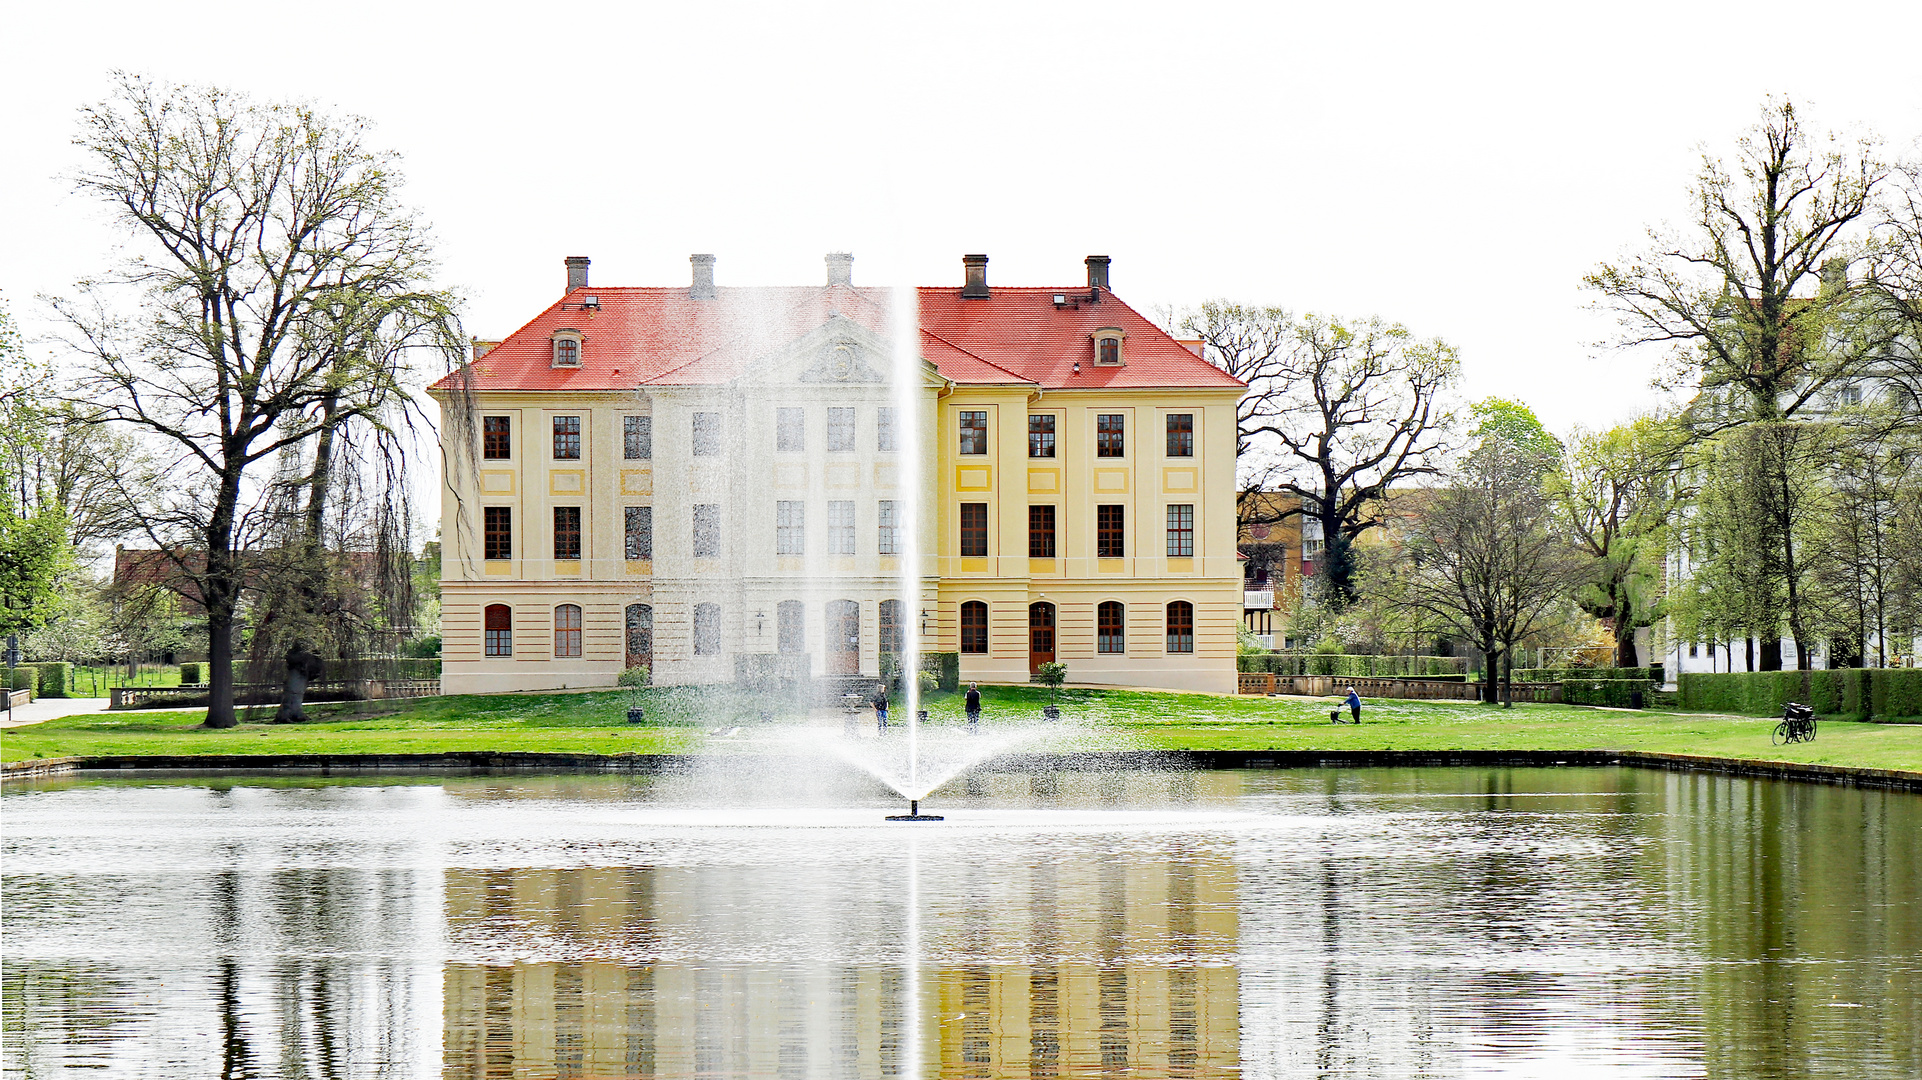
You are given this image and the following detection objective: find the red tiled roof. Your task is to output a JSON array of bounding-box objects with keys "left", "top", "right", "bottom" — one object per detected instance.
[{"left": 432, "top": 281, "right": 1243, "bottom": 394}]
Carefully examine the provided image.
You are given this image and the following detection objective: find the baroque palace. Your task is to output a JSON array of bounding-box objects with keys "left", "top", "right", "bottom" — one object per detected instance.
[{"left": 429, "top": 253, "right": 1244, "bottom": 694}]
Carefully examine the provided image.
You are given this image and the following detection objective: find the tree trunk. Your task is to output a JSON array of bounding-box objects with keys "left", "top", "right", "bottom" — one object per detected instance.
[
  {"left": 1481, "top": 644, "right": 1499, "bottom": 704},
  {"left": 201, "top": 468, "right": 244, "bottom": 729},
  {"left": 1613, "top": 593, "right": 1638, "bottom": 668}
]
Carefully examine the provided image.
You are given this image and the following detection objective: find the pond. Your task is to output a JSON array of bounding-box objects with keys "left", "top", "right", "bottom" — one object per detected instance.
[{"left": 3, "top": 765, "right": 1917, "bottom": 1078}]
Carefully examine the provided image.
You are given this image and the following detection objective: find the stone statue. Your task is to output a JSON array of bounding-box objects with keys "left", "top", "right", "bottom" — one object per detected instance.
[{"left": 274, "top": 644, "right": 327, "bottom": 723}]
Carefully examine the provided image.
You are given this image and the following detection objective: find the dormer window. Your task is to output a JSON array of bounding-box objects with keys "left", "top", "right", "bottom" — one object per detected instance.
[
  {"left": 1092, "top": 327, "right": 1125, "bottom": 366},
  {"left": 551, "top": 330, "right": 584, "bottom": 368}
]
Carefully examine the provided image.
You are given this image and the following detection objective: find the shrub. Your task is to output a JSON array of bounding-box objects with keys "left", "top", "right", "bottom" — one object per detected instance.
[
  {"left": 180, "top": 662, "right": 203, "bottom": 685},
  {"left": 1032, "top": 661, "right": 1067, "bottom": 694},
  {"left": 34, "top": 662, "right": 73, "bottom": 698},
  {"left": 921, "top": 652, "right": 960, "bottom": 692},
  {"left": 404, "top": 635, "right": 441, "bottom": 658},
  {"left": 1560, "top": 679, "right": 1650, "bottom": 707},
  {"left": 616, "top": 665, "right": 650, "bottom": 688},
  {"left": 918, "top": 670, "right": 938, "bottom": 696},
  {"left": 1676, "top": 669, "right": 1918, "bottom": 720},
  {"left": 7, "top": 667, "right": 35, "bottom": 693},
  {"left": 1516, "top": 667, "right": 1652, "bottom": 683}
]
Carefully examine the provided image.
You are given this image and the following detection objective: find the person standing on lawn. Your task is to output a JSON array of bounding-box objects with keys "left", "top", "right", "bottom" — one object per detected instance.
[
  {"left": 872, "top": 682, "right": 890, "bottom": 734},
  {"left": 965, "top": 682, "right": 982, "bottom": 733},
  {"left": 1345, "top": 686, "right": 1362, "bottom": 723}
]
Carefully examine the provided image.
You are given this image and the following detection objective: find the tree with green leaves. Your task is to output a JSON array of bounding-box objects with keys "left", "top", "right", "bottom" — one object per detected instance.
[
  {"left": 1557, "top": 416, "right": 1689, "bottom": 667},
  {"left": 51, "top": 74, "right": 463, "bottom": 728}
]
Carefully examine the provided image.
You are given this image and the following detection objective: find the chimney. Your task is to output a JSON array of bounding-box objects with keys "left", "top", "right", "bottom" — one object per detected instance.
[
  {"left": 1085, "top": 255, "right": 1111, "bottom": 291},
  {"left": 825, "top": 252, "right": 854, "bottom": 287},
  {"left": 565, "top": 255, "right": 590, "bottom": 291},
  {"left": 1821, "top": 257, "right": 1849, "bottom": 294},
  {"left": 689, "top": 254, "right": 717, "bottom": 300},
  {"left": 961, "top": 254, "right": 990, "bottom": 299}
]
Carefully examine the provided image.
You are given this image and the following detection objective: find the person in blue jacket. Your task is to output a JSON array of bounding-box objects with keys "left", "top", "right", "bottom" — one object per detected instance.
[{"left": 1345, "top": 686, "right": 1362, "bottom": 723}]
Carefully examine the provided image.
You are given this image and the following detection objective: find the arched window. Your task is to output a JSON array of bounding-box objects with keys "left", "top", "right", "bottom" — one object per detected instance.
[
  {"left": 484, "top": 604, "right": 512, "bottom": 657},
  {"left": 960, "top": 601, "right": 988, "bottom": 655},
  {"left": 1098, "top": 601, "right": 1125, "bottom": 654},
  {"left": 777, "top": 600, "right": 806, "bottom": 654},
  {"left": 694, "top": 603, "right": 721, "bottom": 655},
  {"left": 625, "top": 604, "right": 652, "bottom": 669},
  {"left": 554, "top": 604, "right": 583, "bottom": 658},
  {"left": 1092, "top": 327, "right": 1125, "bottom": 366},
  {"left": 879, "top": 599, "right": 903, "bottom": 654},
  {"left": 1166, "top": 601, "right": 1194, "bottom": 654}
]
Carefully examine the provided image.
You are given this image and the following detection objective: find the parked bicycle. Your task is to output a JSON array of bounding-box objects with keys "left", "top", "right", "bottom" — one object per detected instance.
[{"left": 1772, "top": 701, "right": 1817, "bottom": 745}]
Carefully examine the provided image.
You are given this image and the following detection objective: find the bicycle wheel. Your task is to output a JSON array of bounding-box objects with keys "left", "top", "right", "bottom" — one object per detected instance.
[
  {"left": 1773, "top": 720, "right": 1791, "bottom": 746},
  {"left": 1806, "top": 718, "right": 1818, "bottom": 742}
]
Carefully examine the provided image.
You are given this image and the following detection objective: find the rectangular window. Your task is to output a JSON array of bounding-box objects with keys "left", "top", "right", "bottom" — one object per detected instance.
[
  {"left": 482, "top": 416, "right": 511, "bottom": 459},
  {"left": 1166, "top": 414, "right": 1193, "bottom": 457},
  {"left": 1096, "top": 414, "right": 1125, "bottom": 457},
  {"left": 828, "top": 500, "right": 856, "bottom": 555},
  {"left": 959, "top": 503, "right": 988, "bottom": 558},
  {"left": 776, "top": 407, "right": 805, "bottom": 452},
  {"left": 1029, "top": 505, "right": 1055, "bottom": 559},
  {"left": 1028, "top": 414, "right": 1056, "bottom": 458},
  {"left": 694, "top": 603, "right": 721, "bottom": 655},
  {"left": 624, "top": 415, "right": 651, "bottom": 460},
  {"left": 484, "top": 605, "right": 512, "bottom": 657},
  {"left": 958, "top": 411, "right": 988, "bottom": 455},
  {"left": 878, "top": 500, "right": 900, "bottom": 555},
  {"left": 1166, "top": 504, "right": 1194, "bottom": 557},
  {"left": 625, "top": 506, "right": 652, "bottom": 560},
  {"left": 553, "top": 506, "right": 582, "bottom": 561},
  {"left": 1097, "top": 602, "right": 1125, "bottom": 654},
  {"left": 692, "top": 412, "right": 720, "bottom": 456},
  {"left": 960, "top": 601, "right": 988, "bottom": 655},
  {"left": 552, "top": 415, "right": 581, "bottom": 459},
  {"left": 483, "top": 507, "right": 512, "bottom": 561},
  {"left": 827, "top": 407, "right": 855, "bottom": 452},
  {"left": 693, "top": 504, "right": 720, "bottom": 558},
  {"left": 1097, "top": 504, "right": 1125, "bottom": 558},
  {"left": 877, "top": 407, "right": 896, "bottom": 451},
  {"left": 776, "top": 501, "right": 805, "bottom": 556}
]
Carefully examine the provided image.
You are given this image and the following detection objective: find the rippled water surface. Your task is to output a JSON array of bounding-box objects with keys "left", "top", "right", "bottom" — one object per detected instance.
[{"left": 3, "top": 766, "right": 1918, "bottom": 1078}]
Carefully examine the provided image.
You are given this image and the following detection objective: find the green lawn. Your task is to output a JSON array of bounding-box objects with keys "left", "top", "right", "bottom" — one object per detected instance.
[{"left": 3, "top": 684, "right": 1918, "bottom": 774}]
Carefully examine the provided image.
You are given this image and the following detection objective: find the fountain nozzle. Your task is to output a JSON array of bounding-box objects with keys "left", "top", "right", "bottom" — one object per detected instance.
[{"left": 886, "top": 798, "right": 943, "bottom": 822}]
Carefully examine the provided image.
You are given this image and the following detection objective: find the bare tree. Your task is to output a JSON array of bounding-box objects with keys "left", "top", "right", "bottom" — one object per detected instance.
[
  {"left": 50, "top": 74, "right": 461, "bottom": 728},
  {"left": 1587, "top": 98, "right": 1887, "bottom": 424},
  {"left": 1401, "top": 440, "right": 1586, "bottom": 706},
  {"left": 1177, "top": 301, "right": 1296, "bottom": 463},
  {"left": 1235, "top": 314, "right": 1458, "bottom": 606},
  {"left": 1866, "top": 156, "right": 1922, "bottom": 417}
]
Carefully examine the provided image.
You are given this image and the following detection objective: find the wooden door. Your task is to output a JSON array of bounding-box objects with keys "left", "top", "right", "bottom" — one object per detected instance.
[
  {"left": 1029, "top": 602, "right": 1055, "bottom": 673},
  {"left": 829, "top": 600, "right": 860, "bottom": 675}
]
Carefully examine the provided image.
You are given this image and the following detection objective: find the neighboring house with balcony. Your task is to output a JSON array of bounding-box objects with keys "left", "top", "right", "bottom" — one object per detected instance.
[{"left": 429, "top": 253, "right": 1246, "bottom": 694}]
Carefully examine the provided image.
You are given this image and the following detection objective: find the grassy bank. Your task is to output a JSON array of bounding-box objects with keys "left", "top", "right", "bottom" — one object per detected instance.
[{"left": 4, "top": 684, "right": 1918, "bottom": 774}]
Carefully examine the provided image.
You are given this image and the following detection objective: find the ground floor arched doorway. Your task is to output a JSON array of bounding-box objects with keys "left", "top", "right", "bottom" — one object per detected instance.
[{"left": 828, "top": 600, "right": 860, "bottom": 675}]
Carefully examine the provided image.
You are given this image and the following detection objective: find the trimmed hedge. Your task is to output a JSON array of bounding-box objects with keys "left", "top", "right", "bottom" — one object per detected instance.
[
  {"left": 1238, "top": 653, "right": 1467, "bottom": 677},
  {"left": 8, "top": 667, "right": 36, "bottom": 692},
  {"left": 1677, "top": 668, "right": 1922, "bottom": 721},
  {"left": 1560, "top": 679, "right": 1652, "bottom": 708},
  {"left": 923, "top": 652, "right": 960, "bottom": 693},
  {"left": 1517, "top": 667, "right": 1654, "bottom": 683},
  {"left": 180, "top": 662, "right": 203, "bottom": 685},
  {"left": 34, "top": 662, "right": 73, "bottom": 698}
]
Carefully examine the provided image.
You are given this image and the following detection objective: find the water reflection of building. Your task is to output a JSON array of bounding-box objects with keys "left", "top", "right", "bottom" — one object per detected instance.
[{"left": 440, "top": 816, "right": 1240, "bottom": 1077}]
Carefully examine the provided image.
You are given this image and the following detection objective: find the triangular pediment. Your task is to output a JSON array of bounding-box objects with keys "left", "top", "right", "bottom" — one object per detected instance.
[{"left": 734, "top": 314, "right": 943, "bottom": 388}]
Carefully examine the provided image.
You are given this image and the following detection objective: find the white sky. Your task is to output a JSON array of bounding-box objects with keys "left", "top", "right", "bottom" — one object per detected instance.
[{"left": 3, "top": 0, "right": 1919, "bottom": 439}]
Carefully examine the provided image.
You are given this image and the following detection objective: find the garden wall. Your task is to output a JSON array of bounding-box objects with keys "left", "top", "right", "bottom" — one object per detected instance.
[{"left": 1238, "top": 653, "right": 1467, "bottom": 678}]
